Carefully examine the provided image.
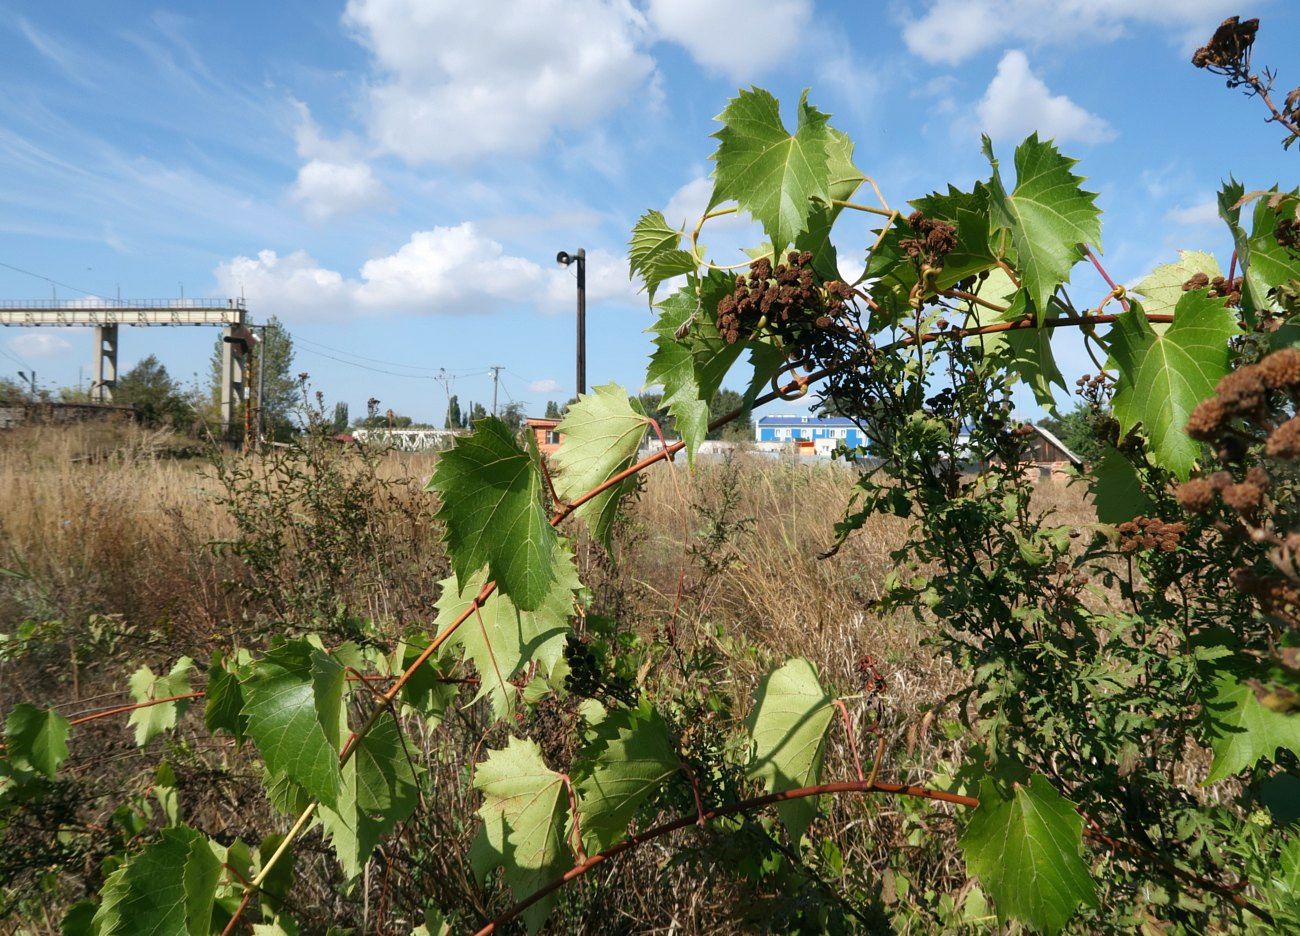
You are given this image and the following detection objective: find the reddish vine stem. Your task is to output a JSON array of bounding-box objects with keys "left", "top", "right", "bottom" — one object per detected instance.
[
  {"left": 1084, "top": 248, "right": 1130, "bottom": 312},
  {"left": 472, "top": 780, "right": 978, "bottom": 935},
  {"left": 832, "top": 699, "right": 865, "bottom": 782}
]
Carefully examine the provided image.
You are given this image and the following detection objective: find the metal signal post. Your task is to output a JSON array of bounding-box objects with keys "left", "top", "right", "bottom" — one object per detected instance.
[{"left": 556, "top": 249, "right": 586, "bottom": 396}]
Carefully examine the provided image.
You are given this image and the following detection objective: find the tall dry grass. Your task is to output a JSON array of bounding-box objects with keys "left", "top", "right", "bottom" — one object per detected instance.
[{"left": 0, "top": 424, "right": 1100, "bottom": 931}]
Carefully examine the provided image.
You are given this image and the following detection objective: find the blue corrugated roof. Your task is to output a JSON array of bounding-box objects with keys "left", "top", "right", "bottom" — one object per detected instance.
[{"left": 756, "top": 414, "right": 860, "bottom": 427}]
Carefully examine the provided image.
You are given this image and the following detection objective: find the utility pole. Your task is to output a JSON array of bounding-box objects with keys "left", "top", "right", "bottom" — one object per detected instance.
[
  {"left": 18, "top": 371, "right": 35, "bottom": 396},
  {"left": 556, "top": 248, "right": 586, "bottom": 396},
  {"left": 437, "top": 368, "right": 453, "bottom": 430},
  {"left": 489, "top": 365, "right": 502, "bottom": 417},
  {"left": 256, "top": 324, "right": 268, "bottom": 448}
]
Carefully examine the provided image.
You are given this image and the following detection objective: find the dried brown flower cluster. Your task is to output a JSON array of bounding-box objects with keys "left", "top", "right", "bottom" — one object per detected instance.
[
  {"left": 1117, "top": 516, "right": 1187, "bottom": 554},
  {"left": 900, "top": 210, "right": 958, "bottom": 270},
  {"left": 1279, "top": 215, "right": 1300, "bottom": 255},
  {"left": 1182, "top": 271, "right": 1244, "bottom": 306},
  {"left": 1191, "top": 16, "right": 1259, "bottom": 73},
  {"left": 715, "top": 251, "right": 852, "bottom": 345},
  {"left": 1184, "top": 349, "right": 1300, "bottom": 465}
]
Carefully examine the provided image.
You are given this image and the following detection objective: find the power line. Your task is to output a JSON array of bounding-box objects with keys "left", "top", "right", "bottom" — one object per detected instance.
[
  {"left": 292, "top": 334, "right": 485, "bottom": 376},
  {"left": 0, "top": 259, "right": 117, "bottom": 304}
]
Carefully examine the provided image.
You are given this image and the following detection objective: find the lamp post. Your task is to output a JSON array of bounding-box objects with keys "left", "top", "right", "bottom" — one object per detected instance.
[{"left": 556, "top": 248, "right": 586, "bottom": 396}]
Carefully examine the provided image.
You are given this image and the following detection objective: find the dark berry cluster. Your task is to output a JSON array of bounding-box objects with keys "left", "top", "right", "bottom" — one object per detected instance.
[
  {"left": 562, "top": 633, "right": 638, "bottom": 707},
  {"left": 714, "top": 251, "right": 852, "bottom": 346},
  {"left": 900, "top": 210, "right": 958, "bottom": 270},
  {"left": 1183, "top": 270, "right": 1244, "bottom": 306},
  {"left": 1117, "top": 517, "right": 1187, "bottom": 554},
  {"left": 1191, "top": 16, "right": 1259, "bottom": 74}
]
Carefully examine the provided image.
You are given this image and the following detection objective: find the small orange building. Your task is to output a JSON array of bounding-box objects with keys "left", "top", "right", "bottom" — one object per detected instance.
[{"left": 527, "top": 417, "right": 563, "bottom": 455}]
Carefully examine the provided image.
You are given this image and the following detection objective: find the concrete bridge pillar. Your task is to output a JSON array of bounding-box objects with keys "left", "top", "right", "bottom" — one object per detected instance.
[{"left": 91, "top": 324, "right": 118, "bottom": 402}]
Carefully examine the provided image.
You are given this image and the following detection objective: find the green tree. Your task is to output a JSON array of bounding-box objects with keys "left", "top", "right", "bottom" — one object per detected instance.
[
  {"left": 116, "top": 355, "right": 192, "bottom": 427},
  {"left": 468, "top": 401, "right": 488, "bottom": 425},
  {"left": 707, "top": 388, "right": 751, "bottom": 440},
  {"left": 1037, "top": 401, "right": 1108, "bottom": 466},
  {"left": 444, "top": 395, "right": 463, "bottom": 430},
  {"left": 329, "top": 402, "right": 349, "bottom": 435},
  {"left": 544, "top": 400, "right": 561, "bottom": 419}
]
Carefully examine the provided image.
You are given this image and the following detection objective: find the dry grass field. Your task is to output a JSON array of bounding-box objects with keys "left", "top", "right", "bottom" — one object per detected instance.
[{"left": 0, "top": 423, "right": 1099, "bottom": 932}]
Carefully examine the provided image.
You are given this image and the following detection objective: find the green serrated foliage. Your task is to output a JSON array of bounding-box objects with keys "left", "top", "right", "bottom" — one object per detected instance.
[
  {"left": 646, "top": 276, "right": 782, "bottom": 464},
  {"left": 1133, "top": 250, "right": 1222, "bottom": 323},
  {"left": 127, "top": 656, "right": 194, "bottom": 747},
  {"left": 241, "top": 640, "right": 345, "bottom": 809},
  {"left": 746, "top": 657, "right": 836, "bottom": 842},
  {"left": 395, "top": 635, "right": 459, "bottom": 727},
  {"left": 708, "top": 87, "right": 832, "bottom": 253},
  {"left": 1221, "top": 180, "right": 1300, "bottom": 314},
  {"left": 205, "top": 651, "right": 247, "bottom": 744},
  {"left": 628, "top": 209, "right": 697, "bottom": 304},
  {"left": 319, "top": 711, "right": 419, "bottom": 878},
  {"left": 429, "top": 416, "right": 557, "bottom": 612},
  {"left": 795, "top": 127, "right": 864, "bottom": 281},
  {"left": 960, "top": 774, "right": 1097, "bottom": 934},
  {"left": 5, "top": 702, "right": 70, "bottom": 778},
  {"left": 573, "top": 703, "right": 679, "bottom": 852},
  {"left": 93, "top": 825, "right": 222, "bottom": 936},
  {"left": 1088, "top": 445, "right": 1153, "bottom": 524},
  {"left": 474, "top": 736, "right": 573, "bottom": 932},
  {"left": 983, "top": 134, "right": 1102, "bottom": 322},
  {"left": 436, "top": 546, "right": 579, "bottom": 720},
  {"left": 552, "top": 383, "right": 650, "bottom": 545},
  {"left": 1109, "top": 293, "right": 1242, "bottom": 479},
  {"left": 969, "top": 283, "right": 1066, "bottom": 411},
  {"left": 1204, "top": 674, "right": 1300, "bottom": 782}
]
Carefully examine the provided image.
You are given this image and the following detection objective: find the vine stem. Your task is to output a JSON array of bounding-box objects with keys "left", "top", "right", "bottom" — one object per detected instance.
[
  {"left": 472, "top": 779, "right": 978, "bottom": 936},
  {"left": 1084, "top": 248, "right": 1129, "bottom": 312}
]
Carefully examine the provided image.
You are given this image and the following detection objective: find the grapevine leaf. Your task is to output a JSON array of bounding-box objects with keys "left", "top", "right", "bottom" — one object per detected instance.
[
  {"left": 746, "top": 657, "right": 836, "bottom": 842},
  {"left": 629, "top": 209, "right": 696, "bottom": 304},
  {"left": 552, "top": 383, "right": 651, "bottom": 545},
  {"left": 1088, "top": 445, "right": 1153, "bottom": 524},
  {"left": 1109, "top": 292, "right": 1242, "bottom": 479},
  {"left": 241, "top": 640, "right": 345, "bottom": 809},
  {"left": 59, "top": 901, "right": 96, "bottom": 936},
  {"left": 429, "top": 416, "right": 557, "bottom": 612},
  {"left": 708, "top": 87, "right": 832, "bottom": 253},
  {"left": 204, "top": 651, "right": 247, "bottom": 744},
  {"left": 795, "top": 127, "right": 864, "bottom": 281},
  {"left": 646, "top": 275, "right": 771, "bottom": 464},
  {"left": 437, "top": 546, "right": 579, "bottom": 720},
  {"left": 1221, "top": 180, "right": 1300, "bottom": 314},
  {"left": 959, "top": 774, "right": 1097, "bottom": 934},
  {"left": 573, "top": 703, "right": 679, "bottom": 852},
  {"left": 1204, "top": 674, "right": 1300, "bottom": 782},
  {"left": 474, "top": 736, "right": 573, "bottom": 932},
  {"left": 318, "top": 711, "right": 419, "bottom": 878},
  {"left": 1133, "top": 250, "right": 1222, "bottom": 324},
  {"left": 5, "top": 703, "right": 70, "bottom": 778},
  {"left": 395, "top": 635, "right": 459, "bottom": 727},
  {"left": 983, "top": 134, "right": 1102, "bottom": 322},
  {"left": 972, "top": 287, "right": 1066, "bottom": 411},
  {"left": 93, "top": 825, "right": 222, "bottom": 936},
  {"left": 127, "top": 656, "right": 194, "bottom": 748}
]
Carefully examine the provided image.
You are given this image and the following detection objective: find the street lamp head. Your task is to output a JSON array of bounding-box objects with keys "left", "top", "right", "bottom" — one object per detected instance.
[{"left": 556, "top": 250, "right": 573, "bottom": 266}]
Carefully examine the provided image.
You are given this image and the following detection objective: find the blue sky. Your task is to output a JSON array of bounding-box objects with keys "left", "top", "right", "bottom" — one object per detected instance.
[{"left": 1, "top": 1, "right": 1297, "bottom": 424}]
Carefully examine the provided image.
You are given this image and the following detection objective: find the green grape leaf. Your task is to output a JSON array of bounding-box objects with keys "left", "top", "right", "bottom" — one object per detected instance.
[
  {"left": 1109, "top": 292, "right": 1242, "bottom": 479},
  {"left": 795, "top": 127, "right": 864, "bottom": 282},
  {"left": 629, "top": 209, "right": 696, "bottom": 304},
  {"left": 318, "top": 711, "right": 419, "bottom": 878},
  {"left": 983, "top": 134, "right": 1102, "bottom": 322},
  {"left": 429, "top": 416, "right": 557, "bottom": 612},
  {"left": 241, "top": 640, "right": 345, "bottom": 809},
  {"left": 395, "top": 635, "right": 459, "bottom": 727},
  {"left": 971, "top": 286, "right": 1066, "bottom": 411},
  {"left": 645, "top": 275, "right": 779, "bottom": 464},
  {"left": 205, "top": 651, "right": 247, "bottom": 744},
  {"left": 93, "top": 825, "right": 223, "bottom": 936},
  {"left": 708, "top": 87, "right": 832, "bottom": 254},
  {"left": 960, "top": 774, "right": 1097, "bottom": 934},
  {"left": 552, "top": 383, "right": 651, "bottom": 545},
  {"left": 1221, "top": 180, "right": 1300, "bottom": 315},
  {"left": 1204, "top": 674, "right": 1300, "bottom": 782},
  {"left": 1133, "top": 250, "right": 1222, "bottom": 324},
  {"left": 573, "top": 703, "right": 679, "bottom": 852},
  {"left": 59, "top": 901, "right": 97, "bottom": 936},
  {"left": 474, "top": 736, "right": 573, "bottom": 933},
  {"left": 746, "top": 657, "right": 836, "bottom": 842},
  {"left": 5, "top": 702, "right": 70, "bottom": 778},
  {"left": 127, "top": 656, "right": 194, "bottom": 747},
  {"left": 437, "top": 546, "right": 579, "bottom": 721},
  {"left": 1088, "top": 445, "right": 1153, "bottom": 524}
]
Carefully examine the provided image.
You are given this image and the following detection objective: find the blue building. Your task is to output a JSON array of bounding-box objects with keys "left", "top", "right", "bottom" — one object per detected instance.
[{"left": 754, "top": 414, "right": 866, "bottom": 450}]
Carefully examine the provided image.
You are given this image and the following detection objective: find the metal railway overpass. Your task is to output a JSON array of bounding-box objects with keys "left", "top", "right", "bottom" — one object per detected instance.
[{"left": 0, "top": 298, "right": 252, "bottom": 433}]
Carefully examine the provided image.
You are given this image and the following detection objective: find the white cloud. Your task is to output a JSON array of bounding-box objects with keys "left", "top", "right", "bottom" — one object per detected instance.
[
  {"left": 291, "top": 158, "right": 388, "bottom": 222},
  {"left": 529, "top": 378, "right": 562, "bottom": 394},
  {"left": 902, "top": 0, "right": 1243, "bottom": 65},
  {"left": 343, "top": 0, "right": 655, "bottom": 163},
  {"left": 644, "top": 0, "right": 810, "bottom": 80},
  {"left": 977, "top": 51, "right": 1116, "bottom": 145},
  {"left": 213, "top": 223, "right": 637, "bottom": 321},
  {"left": 1166, "top": 198, "right": 1220, "bottom": 225},
  {"left": 9, "top": 332, "right": 72, "bottom": 359}
]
